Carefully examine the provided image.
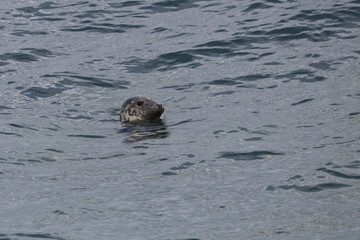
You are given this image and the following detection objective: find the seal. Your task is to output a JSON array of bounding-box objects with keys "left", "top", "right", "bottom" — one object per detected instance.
[{"left": 120, "top": 96, "right": 165, "bottom": 123}]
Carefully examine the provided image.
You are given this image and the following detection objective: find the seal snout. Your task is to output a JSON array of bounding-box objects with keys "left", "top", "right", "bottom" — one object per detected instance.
[{"left": 157, "top": 104, "right": 164, "bottom": 113}]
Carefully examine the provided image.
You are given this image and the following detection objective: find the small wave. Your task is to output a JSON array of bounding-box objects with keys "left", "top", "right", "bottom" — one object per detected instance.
[
  {"left": 123, "top": 51, "right": 200, "bottom": 73},
  {"left": 0, "top": 52, "right": 38, "bottom": 62},
  {"left": 243, "top": 2, "right": 272, "bottom": 12},
  {"left": 61, "top": 23, "right": 144, "bottom": 33},
  {"left": 108, "top": 1, "right": 145, "bottom": 9},
  {"left": 140, "top": 0, "right": 199, "bottom": 13},
  {"left": 21, "top": 86, "right": 68, "bottom": 99},
  {"left": 317, "top": 168, "right": 360, "bottom": 180},
  {"left": 67, "top": 134, "right": 106, "bottom": 138},
  {"left": 274, "top": 69, "right": 327, "bottom": 83},
  {"left": 0, "top": 131, "right": 23, "bottom": 137},
  {"left": 268, "top": 182, "right": 351, "bottom": 192},
  {"left": 291, "top": 98, "right": 315, "bottom": 106},
  {"left": 0, "top": 233, "right": 65, "bottom": 240},
  {"left": 219, "top": 151, "right": 284, "bottom": 161},
  {"left": 42, "top": 73, "right": 129, "bottom": 89},
  {"left": 11, "top": 30, "right": 48, "bottom": 36}
]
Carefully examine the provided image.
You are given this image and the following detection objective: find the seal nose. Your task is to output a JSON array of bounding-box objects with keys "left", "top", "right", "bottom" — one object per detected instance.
[{"left": 158, "top": 104, "right": 164, "bottom": 113}]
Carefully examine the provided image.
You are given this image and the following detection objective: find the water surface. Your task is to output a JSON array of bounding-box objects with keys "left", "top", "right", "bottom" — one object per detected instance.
[{"left": 0, "top": 0, "right": 359, "bottom": 239}]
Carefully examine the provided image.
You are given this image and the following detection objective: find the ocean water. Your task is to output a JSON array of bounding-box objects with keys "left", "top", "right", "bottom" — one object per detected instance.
[{"left": 0, "top": 0, "right": 359, "bottom": 239}]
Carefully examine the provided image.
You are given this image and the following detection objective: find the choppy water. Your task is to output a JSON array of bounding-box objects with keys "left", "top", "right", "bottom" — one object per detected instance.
[{"left": 1, "top": 0, "right": 360, "bottom": 239}]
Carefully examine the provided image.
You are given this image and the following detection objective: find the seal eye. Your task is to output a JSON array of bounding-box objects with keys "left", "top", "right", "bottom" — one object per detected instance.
[{"left": 137, "top": 101, "right": 144, "bottom": 106}]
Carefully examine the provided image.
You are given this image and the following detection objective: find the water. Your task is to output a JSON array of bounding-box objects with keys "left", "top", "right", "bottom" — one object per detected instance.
[{"left": 0, "top": 0, "right": 359, "bottom": 239}]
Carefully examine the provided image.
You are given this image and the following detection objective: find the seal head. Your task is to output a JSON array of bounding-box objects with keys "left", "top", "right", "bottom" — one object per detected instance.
[{"left": 120, "top": 97, "right": 164, "bottom": 123}]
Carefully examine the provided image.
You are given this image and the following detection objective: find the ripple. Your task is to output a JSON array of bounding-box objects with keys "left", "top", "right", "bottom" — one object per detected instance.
[
  {"left": 268, "top": 183, "right": 351, "bottom": 192},
  {"left": 243, "top": 2, "right": 272, "bottom": 12},
  {"left": 123, "top": 51, "right": 200, "bottom": 73},
  {"left": 67, "top": 134, "right": 106, "bottom": 138},
  {"left": 108, "top": 1, "right": 145, "bottom": 9},
  {"left": 291, "top": 98, "right": 315, "bottom": 106},
  {"left": 317, "top": 168, "right": 360, "bottom": 180},
  {"left": 61, "top": 23, "right": 144, "bottom": 33},
  {"left": 11, "top": 30, "right": 49, "bottom": 36},
  {"left": 0, "top": 233, "right": 66, "bottom": 240},
  {"left": 170, "top": 162, "right": 195, "bottom": 171},
  {"left": 0, "top": 52, "right": 38, "bottom": 62},
  {"left": 140, "top": 0, "right": 200, "bottom": 13},
  {"left": 219, "top": 151, "right": 284, "bottom": 161},
  {"left": 42, "top": 73, "right": 129, "bottom": 89},
  {"left": 21, "top": 86, "right": 68, "bottom": 99},
  {"left": 0, "top": 131, "right": 23, "bottom": 137}
]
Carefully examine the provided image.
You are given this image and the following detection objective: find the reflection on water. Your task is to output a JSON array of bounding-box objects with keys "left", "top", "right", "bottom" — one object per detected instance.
[{"left": 118, "top": 119, "right": 170, "bottom": 143}]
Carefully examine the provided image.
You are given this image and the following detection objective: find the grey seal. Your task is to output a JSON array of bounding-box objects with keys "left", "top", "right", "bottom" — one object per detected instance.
[{"left": 120, "top": 96, "right": 165, "bottom": 123}]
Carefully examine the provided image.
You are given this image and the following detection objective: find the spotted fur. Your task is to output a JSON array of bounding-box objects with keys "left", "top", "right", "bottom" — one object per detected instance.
[{"left": 120, "top": 97, "right": 164, "bottom": 123}]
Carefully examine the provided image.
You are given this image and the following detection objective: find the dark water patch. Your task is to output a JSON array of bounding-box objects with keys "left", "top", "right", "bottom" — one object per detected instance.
[
  {"left": 219, "top": 151, "right": 284, "bottom": 161},
  {"left": 349, "top": 111, "right": 360, "bottom": 116},
  {"left": 205, "top": 74, "right": 271, "bottom": 88},
  {"left": 235, "top": 74, "right": 272, "bottom": 81},
  {"left": 119, "top": 120, "right": 169, "bottom": 143},
  {"left": 0, "top": 52, "right": 38, "bottom": 62},
  {"left": 317, "top": 168, "right": 360, "bottom": 180},
  {"left": 287, "top": 175, "right": 304, "bottom": 181},
  {"left": 209, "top": 91, "right": 236, "bottom": 97},
  {"left": 267, "top": 26, "right": 312, "bottom": 36},
  {"left": 309, "top": 61, "right": 335, "bottom": 70},
  {"left": 21, "top": 86, "right": 68, "bottom": 99},
  {"left": 8, "top": 123, "right": 38, "bottom": 131},
  {"left": 21, "top": 48, "right": 56, "bottom": 57},
  {"left": 0, "top": 131, "right": 23, "bottom": 137},
  {"left": 274, "top": 69, "right": 327, "bottom": 83},
  {"left": 34, "top": 17, "right": 66, "bottom": 21},
  {"left": 243, "top": 2, "right": 272, "bottom": 12},
  {"left": 299, "top": 75, "right": 327, "bottom": 83},
  {"left": 263, "top": 61, "right": 283, "bottom": 65},
  {"left": 305, "top": 53, "right": 321, "bottom": 58},
  {"left": 272, "top": 183, "right": 351, "bottom": 192},
  {"left": 17, "top": 6, "right": 38, "bottom": 13},
  {"left": 140, "top": 0, "right": 199, "bottom": 13},
  {"left": 207, "top": 79, "right": 238, "bottom": 86},
  {"left": 243, "top": 137, "right": 264, "bottom": 141},
  {"left": 291, "top": 98, "right": 315, "bottom": 106},
  {"left": 45, "top": 148, "right": 63, "bottom": 153},
  {"left": 170, "top": 162, "right": 195, "bottom": 171},
  {"left": 108, "top": 1, "right": 145, "bottom": 8},
  {"left": 43, "top": 73, "right": 129, "bottom": 89},
  {"left": 190, "top": 48, "right": 233, "bottom": 57},
  {"left": 177, "top": 239, "right": 201, "bottom": 240},
  {"left": 151, "top": 27, "right": 168, "bottom": 33},
  {"left": 296, "top": 125, "right": 314, "bottom": 128},
  {"left": 99, "top": 153, "right": 127, "bottom": 160},
  {"left": 64, "top": 114, "right": 93, "bottom": 120},
  {"left": 0, "top": 233, "right": 66, "bottom": 240},
  {"left": 67, "top": 134, "right": 106, "bottom": 139},
  {"left": 342, "top": 161, "right": 360, "bottom": 169},
  {"left": 0, "top": 106, "right": 13, "bottom": 110},
  {"left": 161, "top": 171, "right": 177, "bottom": 176},
  {"left": 196, "top": 40, "right": 234, "bottom": 48},
  {"left": 61, "top": 25, "right": 122, "bottom": 33},
  {"left": 196, "top": 36, "right": 263, "bottom": 49},
  {"left": 159, "top": 83, "right": 195, "bottom": 90},
  {"left": 11, "top": 30, "right": 48, "bottom": 36},
  {"left": 123, "top": 51, "right": 200, "bottom": 73}
]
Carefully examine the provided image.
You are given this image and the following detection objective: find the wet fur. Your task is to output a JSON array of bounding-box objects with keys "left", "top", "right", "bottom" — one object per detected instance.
[{"left": 120, "top": 97, "right": 164, "bottom": 123}]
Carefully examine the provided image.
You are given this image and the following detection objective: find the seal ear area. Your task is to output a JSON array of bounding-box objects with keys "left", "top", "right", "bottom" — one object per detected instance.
[{"left": 136, "top": 101, "right": 144, "bottom": 106}]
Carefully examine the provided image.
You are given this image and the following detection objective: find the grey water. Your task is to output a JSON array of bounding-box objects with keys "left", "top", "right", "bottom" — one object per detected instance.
[{"left": 0, "top": 0, "right": 359, "bottom": 239}]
